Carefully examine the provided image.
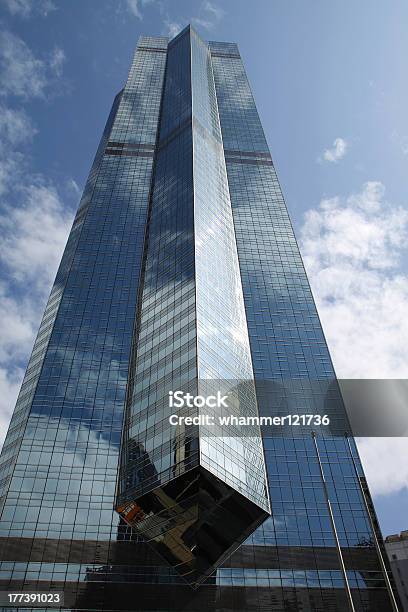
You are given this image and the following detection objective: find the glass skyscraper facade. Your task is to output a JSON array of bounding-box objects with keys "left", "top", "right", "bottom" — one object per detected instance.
[{"left": 0, "top": 25, "right": 398, "bottom": 612}]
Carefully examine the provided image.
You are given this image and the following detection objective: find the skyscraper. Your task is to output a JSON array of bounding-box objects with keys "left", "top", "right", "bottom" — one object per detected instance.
[{"left": 0, "top": 25, "right": 398, "bottom": 611}]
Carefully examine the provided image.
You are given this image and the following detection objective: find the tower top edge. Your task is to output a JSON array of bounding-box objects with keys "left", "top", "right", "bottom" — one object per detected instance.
[{"left": 136, "top": 26, "right": 239, "bottom": 53}]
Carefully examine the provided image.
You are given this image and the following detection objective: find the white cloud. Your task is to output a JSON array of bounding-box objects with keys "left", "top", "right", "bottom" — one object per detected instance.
[
  {"left": 0, "top": 282, "right": 37, "bottom": 363},
  {"left": 0, "top": 182, "right": 73, "bottom": 292},
  {"left": 161, "top": 1, "right": 225, "bottom": 38},
  {"left": 192, "top": 1, "right": 225, "bottom": 30},
  {"left": 0, "top": 106, "right": 34, "bottom": 194},
  {"left": 301, "top": 181, "right": 408, "bottom": 378},
  {"left": 0, "top": 365, "right": 25, "bottom": 446},
  {"left": 321, "top": 137, "right": 348, "bottom": 163},
  {"left": 164, "top": 19, "right": 183, "bottom": 39},
  {"left": 2, "top": 0, "right": 56, "bottom": 18},
  {"left": 356, "top": 438, "right": 408, "bottom": 496},
  {"left": 0, "top": 179, "right": 73, "bottom": 446},
  {"left": 0, "top": 105, "right": 37, "bottom": 146},
  {"left": 202, "top": 1, "right": 224, "bottom": 22},
  {"left": 0, "top": 30, "right": 65, "bottom": 99},
  {"left": 0, "top": 30, "right": 47, "bottom": 98},
  {"left": 0, "top": 278, "right": 41, "bottom": 441},
  {"left": 125, "top": 0, "right": 155, "bottom": 20},
  {"left": 66, "top": 177, "right": 81, "bottom": 198},
  {"left": 300, "top": 181, "right": 408, "bottom": 496},
  {"left": 0, "top": 30, "right": 70, "bottom": 448},
  {"left": 0, "top": 107, "right": 73, "bottom": 446},
  {"left": 124, "top": 0, "right": 224, "bottom": 31},
  {"left": 0, "top": 153, "right": 24, "bottom": 195},
  {"left": 125, "top": 0, "right": 142, "bottom": 19},
  {"left": 49, "top": 46, "right": 65, "bottom": 77}
]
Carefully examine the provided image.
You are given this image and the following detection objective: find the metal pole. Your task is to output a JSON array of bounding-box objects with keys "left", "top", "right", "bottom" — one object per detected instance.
[
  {"left": 345, "top": 433, "right": 399, "bottom": 612},
  {"left": 311, "top": 431, "right": 356, "bottom": 612}
]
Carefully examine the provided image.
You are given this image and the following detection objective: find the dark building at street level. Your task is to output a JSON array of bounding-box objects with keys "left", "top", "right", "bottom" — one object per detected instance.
[
  {"left": 0, "top": 26, "right": 399, "bottom": 611},
  {"left": 385, "top": 532, "right": 408, "bottom": 610}
]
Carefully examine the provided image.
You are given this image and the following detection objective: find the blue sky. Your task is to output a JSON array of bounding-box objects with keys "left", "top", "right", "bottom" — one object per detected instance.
[{"left": 0, "top": 0, "right": 407, "bottom": 536}]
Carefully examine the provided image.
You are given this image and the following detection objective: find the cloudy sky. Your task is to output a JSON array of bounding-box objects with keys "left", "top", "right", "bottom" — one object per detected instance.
[{"left": 0, "top": 0, "right": 407, "bottom": 535}]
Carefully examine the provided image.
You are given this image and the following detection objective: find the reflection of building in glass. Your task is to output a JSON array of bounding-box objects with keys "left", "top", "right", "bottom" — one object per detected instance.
[
  {"left": 0, "top": 25, "right": 399, "bottom": 611},
  {"left": 386, "top": 532, "right": 408, "bottom": 610}
]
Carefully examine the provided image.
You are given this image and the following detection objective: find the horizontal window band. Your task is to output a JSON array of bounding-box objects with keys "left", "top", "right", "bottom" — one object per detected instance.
[
  {"left": 105, "top": 149, "right": 154, "bottom": 158},
  {"left": 0, "top": 538, "right": 383, "bottom": 571},
  {"left": 137, "top": 46, "right": 167, "bottom": 54},
  {"left": 211, "top": 52, "right": 241, "bottom": 59},
  {"left": 225, "top": 157, "right": 273, "bottom": 166},
  {"left": 224, "top": 149, "right": 272, "bottom": 159},
  {"left": 107, "top": 141, "right": 155, "bottom": 150}
]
